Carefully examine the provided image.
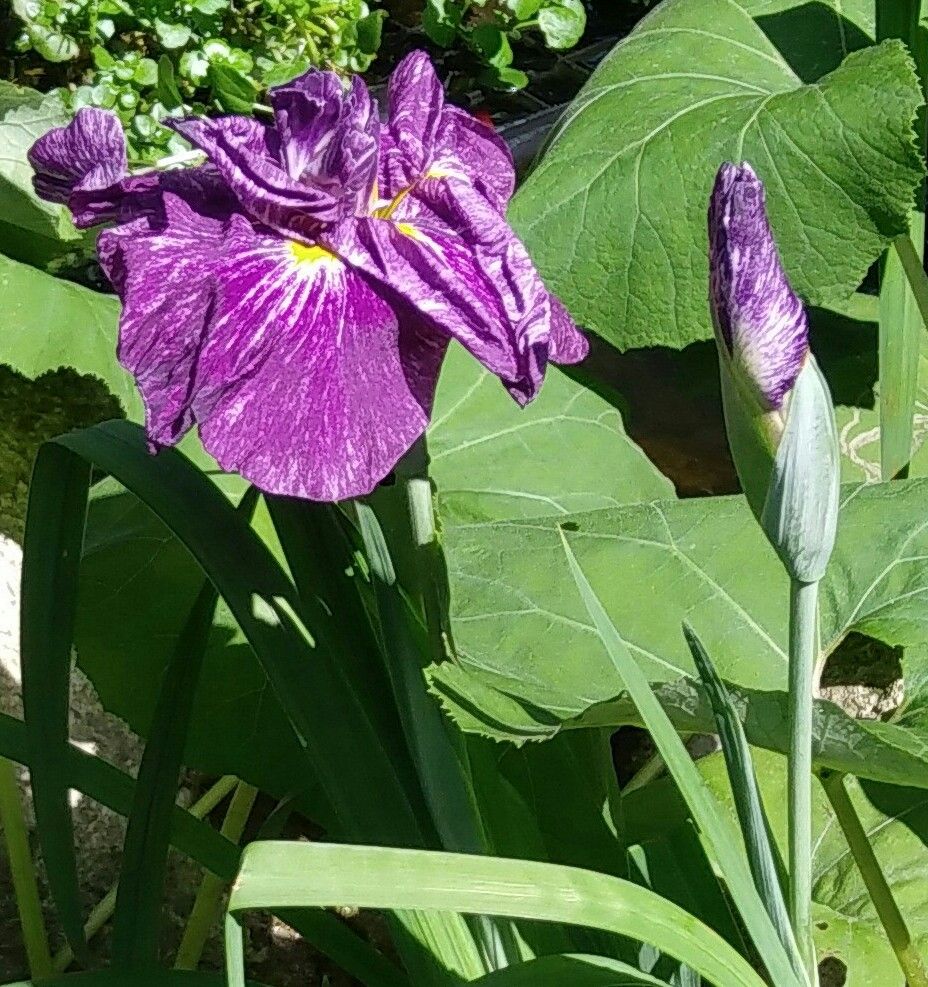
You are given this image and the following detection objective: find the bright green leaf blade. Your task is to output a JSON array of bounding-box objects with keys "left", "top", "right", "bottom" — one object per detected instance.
[
  {"left": 558, "top": 534, "right": 803, "bottom": 987},
  {"left": 879, "top": 229, "right": 924, "bottom": 480},
  {"left": 511, "top": 3, "right": 923, "bottom": 351},
  {"left": 628, "top": 818, "right": 747, "bottom": 962},
  {"left": 683, "top": 624, "right": 799, "bottom": 974},
  {"left": 0, "top": 253, "right": 140, "bottom": 418},
  {"left": 430, "top": 480, "right": 928, "bottom": 787},
  {"left": 469, "top": 952, "right": 670, "bottom": 985},
  {"left": 227, "top": 842, "right": 769, "bottom": 987},
  {"left": 428, "top": 342, "right": 673, "bottom": 524}
]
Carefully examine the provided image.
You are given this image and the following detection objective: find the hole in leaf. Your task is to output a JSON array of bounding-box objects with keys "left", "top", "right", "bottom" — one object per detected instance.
[
  {"left": 821, "top": 633, "right": 902, "bottom": 689},
  {"left": 816, "top": 921, "right": 828, "bottom": 931},
  {"left": 819, "top": 633, "right": 903, "bottom": 721},
  {"left": 559, "top": 521, "right": 580, "bottom": 532},
  {"left": 818, "top": 956, "right": 847, "bottom": 987}
]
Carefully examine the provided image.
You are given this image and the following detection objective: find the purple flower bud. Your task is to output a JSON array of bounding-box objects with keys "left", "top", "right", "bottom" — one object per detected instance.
[
  {"left": 709, "top": 162, "right": 808, "bottom": 412},
  {"left": 708, "top": 162, "right": 839, "bottom": 581}
]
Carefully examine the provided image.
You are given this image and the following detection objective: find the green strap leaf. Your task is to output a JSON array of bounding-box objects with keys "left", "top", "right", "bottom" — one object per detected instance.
[
  {"left": 683, "top": 623, "right": 800, "bottom": 977},
  {"left": 21, "top": 443, "right": 93, "bottom": 960},
  {"left": 469, "top": 952, "right": 670, "bottom": 985},
  {"left": 226, "top": 842, "right": 769, "bottom": 987}
]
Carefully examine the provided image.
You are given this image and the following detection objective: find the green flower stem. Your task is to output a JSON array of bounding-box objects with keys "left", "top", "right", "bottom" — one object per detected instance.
[
  {"left": 821, "top": 771, "right": 928, "bottom": 987},
  {"left": 51, "top": 773, "right": 239, "bottom": 973},
  {"left": 175, "top": 780, "right": 259, "bottom": 970},
  {"left": 0, "top": 756, "right": 53, "bottom": 979},
  {"left": 787, "top": 578, "right": 818, "bottom": 980}
]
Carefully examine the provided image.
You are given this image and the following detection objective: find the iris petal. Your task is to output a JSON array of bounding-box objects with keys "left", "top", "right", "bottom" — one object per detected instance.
[
  {"left": 326, "top": 214, "right": 559, "bottom": 404},
  {"left": 102, "top": 197, "right": 445, "bottom": 500},
  {"left": 379, "top": 50, "right": 445, "bottom": 198},
  {"left": 170, "top": 116, "right": 337, "bottom": 237}
]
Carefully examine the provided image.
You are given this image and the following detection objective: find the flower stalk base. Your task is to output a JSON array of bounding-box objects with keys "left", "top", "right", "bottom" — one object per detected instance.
[{"left": 788, "top": 578, "right": 818, "bottom": 982}]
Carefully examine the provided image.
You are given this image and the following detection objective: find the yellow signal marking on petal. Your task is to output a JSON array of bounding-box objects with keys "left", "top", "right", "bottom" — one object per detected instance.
[
  {"left": 395, "top": 222, "right": 421, "bottom": 240},
  {"left": 372, "top": 186, "right": 409, "bottom": 220},
  {"left": 290, "top": 241, "right": 338, "bottom": 266},
  {"left": 370, "top": 166, "right": 464, "bottom": 221}
]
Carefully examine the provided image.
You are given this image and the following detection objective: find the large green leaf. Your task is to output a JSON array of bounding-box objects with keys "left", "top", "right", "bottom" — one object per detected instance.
[
  {"left": 428, "top": 343, "right": 674, "bottom": 522},
  {"left": 429, "top": 480, "right": 928, "bottom": 787},
  {"left": 0, "top": 83, "right": 79, "bottom": 247},
  {"left": 510, "top": 0, "right": 923, "bottom": 351},
  {"left": 626, "top": 749, "right": 928, "bottom": 986},
  {"left": 0, "top": 253, "right": 140, "bottom": 417}
]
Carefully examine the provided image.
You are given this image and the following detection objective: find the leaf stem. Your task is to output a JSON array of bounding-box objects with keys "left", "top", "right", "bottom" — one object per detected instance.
[
  {"left": 820, "top": 772, "right": 928, "bottom": 987},
  {"left": 787, "top": 578, "right": 818, "bottom": 980},
  {"left": 0, "top": 756, "right": 53, "bottom": 979},
  {"left": 175, "top": 780, "right": 258, "bottom": 970}
]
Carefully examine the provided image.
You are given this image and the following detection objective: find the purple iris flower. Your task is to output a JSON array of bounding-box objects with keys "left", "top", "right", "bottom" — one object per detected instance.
[
  {"left": 708, "top": 161, "right": 807, "bottom": 416},
  {"left": 29, "top": 52, "right": 587, "bottom": 501}
]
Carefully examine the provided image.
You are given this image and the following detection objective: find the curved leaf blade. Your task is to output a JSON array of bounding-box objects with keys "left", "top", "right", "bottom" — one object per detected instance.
[{"left": 226, "top": 842, "right": 769, "bottom": 987}]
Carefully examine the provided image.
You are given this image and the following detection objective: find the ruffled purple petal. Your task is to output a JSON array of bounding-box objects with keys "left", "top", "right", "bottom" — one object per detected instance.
[
  {"left": 103, "top": 196, "right": 445, "bottom": 500},
  {"left": 28, "top": 107, "right": 143, "bottom": 227},
  {"left": 29, "top": 107, "right": 127, "bottom": 203},
  {"left": 100, "top": 192, "right": 225, "bottom": 445},
  {"left": 380, "top": 50, "right": 445, "bottom": 198},
  {"left": 549, "top": 296, "right": 589, "bottom": 364},
  {"left": 171, "top": 115, "right": 342, "bottom": 237},
  {"left": 271, "top": 72, "right": 379, "bottom": 213},
  {"left": 435, "top": 107, "right": 514, "bottom": 212},
  {"left": 197, "top": 218, "right": 446, "bottom": 499},
  {"left": 325, "top": 211, "right": 579, "bottom": 405},
  {"left": 708, "top": 161, "right": 808, "bottom": 410},
  {"left": 378, "top": 51, "right": 514, "bottom": 215},
  {"left": 173, "top": 73, "right": 379, "bottom": 236},
  {"left": 383, "top": 175, "right": 587, "bottom": 372}
]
